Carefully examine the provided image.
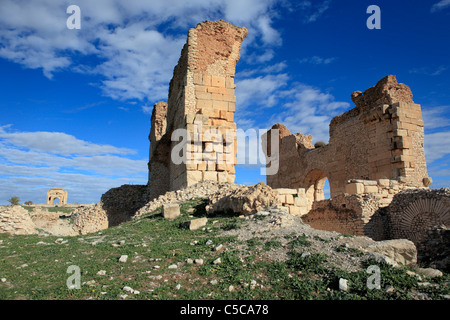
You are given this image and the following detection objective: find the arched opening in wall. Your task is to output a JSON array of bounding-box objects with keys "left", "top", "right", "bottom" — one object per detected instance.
[
  {"left": 304, "top": 169, "right": 329, "bottom": 202},
  {"left": 53, "top": 198, "right": 60, "bottom": 205}
]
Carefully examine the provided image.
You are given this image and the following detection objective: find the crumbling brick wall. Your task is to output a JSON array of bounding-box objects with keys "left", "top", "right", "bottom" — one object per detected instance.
[
  {"left": 263, "top": 75, "right": 431, "bottom": 202},
  {"left": 148, "top": 20, "right": 247, "bottom": 201}
]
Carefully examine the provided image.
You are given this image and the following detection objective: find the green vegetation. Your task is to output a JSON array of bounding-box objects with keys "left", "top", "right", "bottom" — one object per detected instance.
[
  {"left": 7, "top": 196, "right": 20, "bottom": 206},
  {"left": 0, "top": 197, "right": 448, "bottom": 300},
  {"left": 314, "top": 141, "right": 327, "bottom": 148}
]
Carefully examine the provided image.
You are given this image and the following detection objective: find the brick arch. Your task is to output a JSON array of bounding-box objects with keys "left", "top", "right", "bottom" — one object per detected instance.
[{"left": 397, "top": 198, "right": 450, "bottom": 244}]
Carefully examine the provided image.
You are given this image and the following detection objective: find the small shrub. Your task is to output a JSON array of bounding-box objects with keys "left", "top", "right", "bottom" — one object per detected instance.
[
  {"left": 314, "top": 141, "right": 327, "bottom": 148},
  {"left": 24, "top": 201, "right": 33, "bottom": 205},
  {"left": 7, "top": 196, "right": 20, "bottom": 206}
]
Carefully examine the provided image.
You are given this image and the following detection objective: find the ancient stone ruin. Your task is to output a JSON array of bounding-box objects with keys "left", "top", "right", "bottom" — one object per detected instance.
[
  {"left": 3, "top": 19, "right": 446, "bottom": 271},
  {"left": 261, "top": 75, "right": 449, "bottom": 264},
  {"left": 147, "top": 20, "right": 247, "bottom": 201},
  {"left": 263, "top": 75, "right": 430, "bottom": 200},
  {"left": 46, "top": 188, "right": 68, "bottom": 205}
]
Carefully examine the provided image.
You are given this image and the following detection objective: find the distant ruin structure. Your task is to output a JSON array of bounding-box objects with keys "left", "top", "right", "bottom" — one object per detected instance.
[
  {"left": 147, "top": 20, "right": 247, "bottom": 201},
  {"left": 263, "top": 75, "right": 430, "bottom": 202},
  {"left": 46, "top": 188, "right": 68, "bottom": 205}
]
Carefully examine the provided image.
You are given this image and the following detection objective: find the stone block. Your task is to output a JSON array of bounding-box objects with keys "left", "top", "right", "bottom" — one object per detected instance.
[
  {"left": 345, "top": 183, "right": 364, "bottom": 194},
  {"left": 203, "top": 74, "right": 212, "bottom": 86},
  {"left": 163, "top": 203, "right": 180, "bottom": 220},
  {"left": 203, "top": 171, "right": 218, "bottom": 181},
  {"left": 187, "top": 217, "right": 208, "bottom": 230},
  {"left": 289, "top": 206, "right": 302, "bottom": 216},
  {"left": 294, "top": 196, "right": 307, "bottom": 207},
  {"left": 211, "top": 75, "right": 226, "bottom": 88},
  {"left": 285, "top": 194, "right": 294, "bottom": 205},
  {"left": 217, "top": 171, "right": 229, "bottom": 183},
  {"left": 275, "top": 188, "right": 297, "bottom": 195},
  {"left": 186, "top": 170, "right": 202, "bottom": 183},
  {"left": 277, "top": 194, "right": 286, "bottom": 204},
  {"left": 378, "top": 179, "right": 390, "bottom": 187},
  {"left": 225, "top": 77, "right": 235, "bottom": 89},
  {"left": 365, "top": 185, "right": 379, "bottom": 194}
]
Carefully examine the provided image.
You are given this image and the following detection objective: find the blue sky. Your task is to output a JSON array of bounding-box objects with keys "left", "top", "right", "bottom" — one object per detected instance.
[{"left": 0, "top": 0, "right": 449, "bottom": 204}]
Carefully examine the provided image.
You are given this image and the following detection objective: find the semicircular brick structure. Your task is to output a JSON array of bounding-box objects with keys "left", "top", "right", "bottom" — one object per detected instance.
[{"left": 388, "top": 188, "right": 450, "bottom": 245}]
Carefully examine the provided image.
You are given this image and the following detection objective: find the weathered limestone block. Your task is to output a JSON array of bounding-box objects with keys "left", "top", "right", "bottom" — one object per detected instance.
[
  {"left": 163, "top": 203, "right": 181, "bottom": 220},
  {"left": 185, "top": 217, "right": 208, "bottom": 230},
  {"left": 345, "top": 183, "right": 364, "bottom": 194},
  {"left": 207, "top": 182, "right": 278, "bottom": 216},
  {"left": 364, "top": 239, "right": 417, "bottom": 266}
]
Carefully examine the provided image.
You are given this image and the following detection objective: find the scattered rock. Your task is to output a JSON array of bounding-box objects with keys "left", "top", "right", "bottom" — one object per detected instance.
[
  {"left": 207, "top": 182, "right": 278, "bottom": 216},
  {"left": 194, "top": 259, "right": 204, "bottom": 265},
  {"left": 123, "top": 286, "right": 139, "bottom": 294},
  {"left": 186, "top": 258, "right": 194, "bottom": 264},
  {"left": 365, "top": 253, "right": 398, "bottom": 267},
  {"left": 213, "top": 258, "right": 222, "bottom": 265},
  {"left": 363, "top": 239, "right": 417, "bottom": 266},
  {"left": 185, "top": 217, "right": 208, "bottom": 230},
  {"left": 162, "top": 203, "right": 181, "bottom": 220},
  {"left": 168, "top": 264, "right": 178, "bottom": 269},
  {"left": 415, "top": 267, "right": 443, "bottom": 278},
  {"left": 97, "top": 270, "right": 107, "bottom": 276},
  {"left": 118, "top": 255, "right": 128, "bottom": 263},
  {"left": 339, "top": 278, "right": 348, "bottom": 291},
  {"left": 385, "top": 285, "right": 395, "bottom": 293}
]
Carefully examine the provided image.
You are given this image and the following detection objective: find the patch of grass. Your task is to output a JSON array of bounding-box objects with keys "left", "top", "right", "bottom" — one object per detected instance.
[
  {"left": 264, "top": 239, "right": 282, "bottom": 251},
  {"left": 287, "top": 234, "right": 311, "bottom": 248},
  {"left": 286, "top": 251, "right": 328, "bottom": 275},
  {"left": 334, "top": 245, "right": 364, "bottom": 256},
  {"left": 1, "top": 198, "right": 448, "bottom": 301}
]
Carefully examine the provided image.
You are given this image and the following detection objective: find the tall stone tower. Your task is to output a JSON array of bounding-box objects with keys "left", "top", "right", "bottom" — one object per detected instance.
[{"left": 147, "top": 20, "right": 248, "bottom": 201}]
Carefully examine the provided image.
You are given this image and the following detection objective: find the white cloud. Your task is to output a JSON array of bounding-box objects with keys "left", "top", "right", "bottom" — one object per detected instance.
[
  {"left": 409, "top": 65, "right": 448, "bottom": 76},
  {"left": 0, "top": 0, "right": 282, "bottom": 103},
  {"left": 0, "top": 126, "right": 147, "bottom": 204},
  {"left": 0, "top": 126, "right": 135, "bottom": 156},
  {"left": 235, "top": 68, "right": 349, "bottom": 142},
  {"left": 422, "top": 106, "right": 450, "bottom": 130},
  {"left": 299, "top": 56, "right": 336, "bottom": 65},
  {"left": 431, "top": 0, "right": 450, "bottom": 12},
  {"left": 425, "top": 131, "right": 450, "bottom": 163},
  {"left": 235, "top": 73, "right": 290, "bottom": 110},
  {"left": 294, "top": 0, "right": 331, "bottom": 24}
]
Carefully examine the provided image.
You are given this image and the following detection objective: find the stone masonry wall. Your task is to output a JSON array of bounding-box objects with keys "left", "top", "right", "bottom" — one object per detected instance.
[
  {"left": 0, "top": 205, "right": 38, "bottom": 235},
  {"left": 147, "top": 20, "right": 247, "bottom": 201},
  {"left": 302, "top": 194, "right": 385, "bottom": 240},
  {"left": 263, "top": 75, "right": 431, "bottom": 200},
  {"left": 274, "top": 188, "right": 313, "bottom": 217}
]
